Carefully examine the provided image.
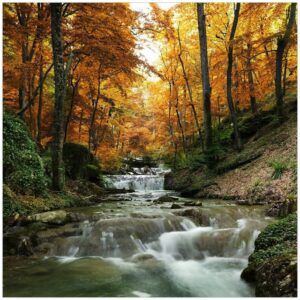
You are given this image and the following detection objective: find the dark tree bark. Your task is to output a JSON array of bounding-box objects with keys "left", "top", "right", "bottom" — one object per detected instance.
[
  {"left": 36, "top": 51, "right": 44, "bottom": 146},
  {"left": 282, "top": 45, "right": 290, "bottom": 97},
  {"left": 78, "top": 108, "right": 84, "bottom": 142},
  {"left": 15, "top": 4, "right": 28, "bottom": 117},
  {"left": 64, "top": 77, "right": 80, "bottom": 142},
  {"left": 275, "top": 3, "right": 296, "bottom": 119},
  {"left": 50, "top": 3, "right": 66, "bottom": 191},
  {"left": 246, "top": 43, "right": 257, "bottom": 114},
  {"left": 226, "top": 3, "right": 242, "bottom": 151},
  {"left": 197, "top": 3, "right": 213, "bottom": 151},
  {"left": 88, "top": 63, "right": 101, "bottom": 152},
  {"left": 17, "top": 63, "right": 53, "bottom": 116}
]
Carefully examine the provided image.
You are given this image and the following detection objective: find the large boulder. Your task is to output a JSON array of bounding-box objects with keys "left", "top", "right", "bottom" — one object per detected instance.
[
  {"left": 255, "top": 254, "right": 296, "bottom": 297},
  {"left": 164, "top": 170, "right": 191, "bottom": 191},
  {"left": 27, "top": 210, "right": 67, "bottom": 225}
]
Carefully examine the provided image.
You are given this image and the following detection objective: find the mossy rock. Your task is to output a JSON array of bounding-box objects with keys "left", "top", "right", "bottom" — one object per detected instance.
[
  {"left": 180, "top": 178, "right": 215, "bottom": 197},
  {"left": 255, "top": 253, "right": 297, "bottom": 297},
  {"left": 254, "top": 214, "right": 297, "bottom": 251},
  {"left": 242, "top": 214, "right": 297, "bottom": 297},
  {"left": 164, "top": 169, "right": 192, "bottom": 191}
]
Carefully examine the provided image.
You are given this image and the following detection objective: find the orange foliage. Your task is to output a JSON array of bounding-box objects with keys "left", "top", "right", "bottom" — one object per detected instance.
[{"left": 3, "top": 3, "right": 297, "bottom": 169}]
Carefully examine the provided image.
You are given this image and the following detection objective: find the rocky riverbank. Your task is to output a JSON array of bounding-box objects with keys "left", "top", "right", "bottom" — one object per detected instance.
[
  {"left": 241, "top": 214, "right": 297, "bottom": 297},
  {"left": 163, "top": 106, "right": 297, "bottom": 297}
]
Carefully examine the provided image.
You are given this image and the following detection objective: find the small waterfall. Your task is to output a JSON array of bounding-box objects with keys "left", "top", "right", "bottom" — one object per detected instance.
[
  {"left": 105, "top": 166, "right": 170, "bottom": 191},
  {"left": 146, "top": 218, "right": 259, "bottom": 261}
]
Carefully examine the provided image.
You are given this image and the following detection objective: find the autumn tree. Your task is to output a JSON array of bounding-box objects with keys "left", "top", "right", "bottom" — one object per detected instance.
[
  {"left": 50, "top": 3, "right": 71, "bottom": 190},
  {"left": 3, "top": 3, "right": 297, "bottom": 172},
  {"left": 197, "top": 3, "right": 212, "bottom": 151},
  {"left": 226, "top": 3, "right": 242, "bottom": 151}
]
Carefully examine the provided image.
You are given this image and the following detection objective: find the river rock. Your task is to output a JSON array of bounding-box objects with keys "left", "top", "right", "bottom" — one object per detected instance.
[
  {"left": 243, "top": 254, "right": 297, "bottom": 297},
  {"left": 266, "top": 200, "right": 296, "bottom": 218},
  {"left": 106, "top": 188, "right": 135, "bottom": 194},
  {"left": 66, "top": 212, "right": 101, "bottom": 223},
  {"left": 183, "top": 200, "right": 202, "bottom": 207},
  {"left": 27, "top": 210, "right": 67, "bottom": 225},
  {"left": 17, "top": 236, "right": 34, "bottom": 256},
  {"left": 236, "top": 199, "right": 252, "bottom": 206},
  {"left": 131, "top": 253, "right": 155, "bottom": 262},
  {"left": 171, "top": 203, "right": 182, "bottom": 209},
  {"left": 153, "top": 195, "right": 178, "bottom": 204},
  {"left": 175, "top": 208, "right": 209, "bottom": 226}
]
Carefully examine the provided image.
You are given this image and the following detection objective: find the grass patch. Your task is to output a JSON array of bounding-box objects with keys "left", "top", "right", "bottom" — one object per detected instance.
[{"left": 268, "top": 159, "right": 290, "bottom": 179}]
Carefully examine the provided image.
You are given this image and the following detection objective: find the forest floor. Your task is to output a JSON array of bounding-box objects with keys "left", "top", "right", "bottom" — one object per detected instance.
[{"left": 165, "top": 98, "right": 297, "bottom": 217}]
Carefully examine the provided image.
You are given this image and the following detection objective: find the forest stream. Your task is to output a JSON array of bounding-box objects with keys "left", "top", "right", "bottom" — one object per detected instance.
[{"left": 3, "top": 168, "right": 272, "bottom": 297}]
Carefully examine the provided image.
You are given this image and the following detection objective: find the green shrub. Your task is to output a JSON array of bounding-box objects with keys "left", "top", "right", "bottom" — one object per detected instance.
[
  {"left": 216, "top": 127, "right": 233, "bottom": 146},
  {"left": 3, "top": 184, "right": 27, "bottom": 217},
  {"left": 268, "top": 159, "right": 289, "bottom": 179},
  {"left": 3, "top": 111, "right": 47, "bottom": 196},
  {"left": 177, "top": 150, "right": 206, "bottom": 171},
  {"left": 203, "top": 144, "right": 226, "bottom": 167}
]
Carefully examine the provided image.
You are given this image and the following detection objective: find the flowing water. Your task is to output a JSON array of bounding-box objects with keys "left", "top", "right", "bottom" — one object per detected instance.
[{"left": 3, "top": 168, "right": 272, "bottom": 297}]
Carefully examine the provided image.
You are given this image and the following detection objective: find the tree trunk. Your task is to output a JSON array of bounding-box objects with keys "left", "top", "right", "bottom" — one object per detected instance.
[
  {"left": 88, "top": 64, "right": 101, "bottom": 152},
  {"left": 275, "top": 3, "right": 296, "bottom": 119},
  {"left": 18, "top": 78, "right": 26, "bottom": 118},
  {"left": 16, "top": 5, "right": 28, "bottom": 118},
  {"left": 78, "top": 108, "right": 84, "bottom": 142},
  {"left": 172, "top": 80, "right": 186, "bottom": 153},
  {"left": 177, "top": 28, "right": 204, "bottom": 151},
  {"left": 167, "top": 81, "right": 177, "bottom": 155},
  {"left": 197, "top": 3, "right": 213, "bottom": 151},
  {"left": 246, "top": 43, "right": 257, "bottom": 114},
  {"left": 50, "top": 3, "right": 66, "bottom": 191},
  {"left": 282, "top": 46, "right": 290, "bottom": 97},
  {"left": 36, "top": 52, "right": 44, "bottom": 146},
  {"left": 226, "top": 3, "right": 242, "bottom": 151},
  {"left": 64, "top": 78, "right": 80, "bottom": 142}
]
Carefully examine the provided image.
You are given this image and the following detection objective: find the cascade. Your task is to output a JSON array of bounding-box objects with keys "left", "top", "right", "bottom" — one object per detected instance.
[
  {"left": 104, "top": 166, "right": 170, "bottom": 191},
  {"left": 3, "top": 165, "right": 271, "bottom": 297}
]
